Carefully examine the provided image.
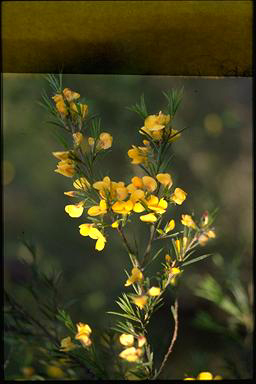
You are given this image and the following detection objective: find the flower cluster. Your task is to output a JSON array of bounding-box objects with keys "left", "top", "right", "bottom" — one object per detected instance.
[
  {"left": 44, "top": 79, "right": 218, "bottom": 380},
  {"left": 119, "top": 333, "right": 147, "bottom": 362}
]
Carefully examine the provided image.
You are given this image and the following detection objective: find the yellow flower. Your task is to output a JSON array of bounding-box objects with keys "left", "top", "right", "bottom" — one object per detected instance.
[
  {"left": 65, "top": 201, "right": 84, "bottom": 218},
  {"left": 156, "top": 173, "right": 173, "bottom": 187},
  {"left": 79, "top": 103, "right": 89, "bottom": 120},
  {"left": 119, "top": 347, "right": 142, "bottom": 362},
  {"left": 170, "top": 267, "right": 181, "bottom": 276},
  {"left": 47, "top": 365, "right": 65, "bottom": 378},
  {"left": 142, "top": 176, "right": 157, "bottom": 193},
  {"left": 52, "top": 94, "right": 63, "bottom": 103},
  {"left": 63, "top": 87, "right": 80, "bottom": 102},
  {"left": 76, "top": 322, "right": 92, "bottom": 335},
  {"left": 184, "top": 371, "right": 222, "bottom": 380},
  {"left": 175, "top": 239, "right": 181, "bottom": 254},
  {"left": 64, "top": 191, "right": 77, "bottom": 197},
  {"left": 207, "top": 230, "right": 216, "bottom": 238},
  {"left": 132, "top": 295, "right": 148, "bottom": 309},
  {"left": 131, "top": 176, "right": 143, "bottom": 189},
  {"left": 165, "top": 254, "right": 171, "bottom": 263},
  {"left": 79, "top": 224, "right": 106, "bottom": 251},
  {"left": 181, "top": 214, "right": 196, "bottom": 229},
  {"left": 52, "top": 150, "right": 73, "bottom": 161},
  {"left": 125, "top": 267, "right": 143, "bottom": 286},
  {"left": 88, "top": 200, "right": 107, "bottom": 216},
  {"left": 116, "top": 186, "right": 128, "bottom": 201},
  {"left": 198, "top": 233, "right": 209, "bottom": 246},
  {"left": 93, "top": 176, "right": 114, "bottom": 199},
  {"left": 55, "top": 159, "right": 75, "bottom": 177},
  {"left": 130, "top": 189, "right": 145, "bottom": 204},
  {"left": 22, "top": 367, "right": 35, "bottom": 378},
  {"left": 112, "top": 200, "right": 133, "bottom": 215},
  {"left": 166, "top": 219, "right": 175, "bottom": 233},
  {"left": 198, "top": 230, "right": 215, "bottom": 246},
  {"left": 60, "top": 336, "right": 76, "bottom": 352},
  {"left": 170, "top": 187, "right": 187, "bottom": 205},
  {"left": 170, "top": 266, "right": 182, "bottom": 285},
  {"left": 138, "top": 335, "right": 147, "bottom": 347},
  {"left": 146, "top": 195, "right": 168, "bottom": 214},
  {"left": 73, "top": 132, "right": 84, "bottom": 146},
  {"left": 140, "top": 112, "right": 171, "bottom": 140},
  {"left": 73, "top": 177, "right": 90, "bottom": 190},
  {"left": 148, "top": 286, "right": 161, "bottom": 296},
  {"left": 128, "top": 145, "right": 149, "bottom": 165},
  {"left": 75, "top": 322, "right": 92, "bottom": 347},
  {"left": 140, "top": 213, "right": 158, "bottom": 223},
  {"left": 183, "top": 236, "right": 188, "bottom": 250},
  {"left": 111, "top": 220, "right": 119, "bottom": 228},
  {"left": 97, "top": 132, "right": 113, "bottom": 150},
  {"left": 119, "top": 334, "right": 134, "bottom": 347}
]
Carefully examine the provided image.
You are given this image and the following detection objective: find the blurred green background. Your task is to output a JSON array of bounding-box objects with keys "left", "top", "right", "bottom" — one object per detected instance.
[{"left": 3, "top": 75, "right": 252, "bottom": 378}]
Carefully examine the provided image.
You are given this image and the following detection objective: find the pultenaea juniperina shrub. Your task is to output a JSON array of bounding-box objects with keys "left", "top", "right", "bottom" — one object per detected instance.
[{"left": 4, "top": 74, "right": 222, "bottom": 380}]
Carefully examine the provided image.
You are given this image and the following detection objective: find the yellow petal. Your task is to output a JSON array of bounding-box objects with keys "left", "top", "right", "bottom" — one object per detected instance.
[
  {"left": 197, "top": 372, "right": 213, "bottom": 380},
  {"left": 119, "top": 334, "right": 134, "bottom": 347},
  {"left": 142, "top": 176, "right": 157, "bottom": 192},
  {"left": 156, "top": 173, "right": 173, "bottom": 187},
  {"left": 148, "top": 287, "right": 161, "bottom": 296},
  {"left": 119, "top": 347, "right": 139, "bottom": 362},
  {"left": 95, "top": 236, "right": 106, "bottom": 251},
  {"left": 79, "top": 223, "right": 93, "bottom": 236},
  {"left": 166, "top": 219, "right": 175, "bottom": 233},
  {"left": 65, "top": 203, "right": 84, "bottom": 218},
  {"left": 76, "top": 322, "right": 92, "bottom": 335},
  {"left": 131, "top": 176, "right": 143, "bottom": 188},
  {"left": 140, "top": 213, "right": 157, "bottom": 222},
  {"left": 132, "top": 295, "right": 148, "bottom": 309},
  {"left": 133, "top": 202, "right": 145, "bottom": 213},
  {"left": 111, "top": 220, "right": 119, "bottom": 228}
]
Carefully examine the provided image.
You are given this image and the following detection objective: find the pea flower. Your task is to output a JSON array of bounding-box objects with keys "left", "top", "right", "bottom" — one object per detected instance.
[
  {"left": 47, "top": 365, "right": 65, "bottom": 378},
  {"left": 125, "top": 267, "right": 143, "bottom": 286},
  {"left": 181, "top": 214, "right": 196, "bottom": 229},
  {"left": 128, "top": 145, "right": 149, "bottom": 165},
  {"left": 52, "top": 94, "right": 68, "bottom": 117},
  {"left": 156, "top": 173, "right": 173, "bottom": 188},
  {"left": 140, "top": 213, "right": 158, "bottom": 223},
  {"left": 148, "top": 286, "right": 161, "bottom": 296},
  {"left": 97, "top": 132, "right": 113, "bottom": 150},
  {"left": 73, "top": 177, "right": 91, "bottom": 190},
  {"left": 140, "top": 112, "right": 171, "bottom": 141},
  {"left": 112, "top": 200, "right": 133, "bottom": 215},
  {"left": 119, "top": 347, "right": 143, "bottom": 362},
  {"left": 165, "top": 219, "right": 175, "bottom": 233},
  {"left": 65, "top": 201, "right": 84, "bottom": 218},
  {"left": 198, "top": 230, "right": 216, "bottom": 246},
  {"left": 131, "top": 295, "right": 148, "bottom": 309},
  {"left": 52, "top": 150, "right": 73, "bottom": 161},
  {"left": 73, "top": 132, "right": 84, "bottom": 146},
  {"left": 88, "top": 200, "right": 107, "bottom": 216},
  {"left": 54, "top": 159, "right": 76, "bottom": 177},
  {"left": 63, "top": 88, "right": 80, "bottom": 102},
  {"left": 79, "top": 224, "right": 106, "bottom": 251},
  {"left": 119, "top": 333, "right": 134, "bottom": 347},
  {"left": 75, "top": 322, "right": 92, "bottom": 347},
  {"left": 184, "top": 371, "right": 222, "bottom": 380},
  {"left": 170, "top": 187, "right": 187, "bottom": 205},
  {"left": 60, "top": 336, "right": 76, "bottom": 352},
  {"left": 146, "top": 195, "right": 168, "bottom": 214}
]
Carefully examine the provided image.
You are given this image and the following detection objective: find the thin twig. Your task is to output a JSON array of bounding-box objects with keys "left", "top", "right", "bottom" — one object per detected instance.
[
  {"left": 152, "top": 299, "right": 179, "bottom": 380},
  {"left": 117, "top": 226, "right": 137, "bottom": 266},
  {"left": 141, "top": 224, "right": 157, "bottom": 269}
]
